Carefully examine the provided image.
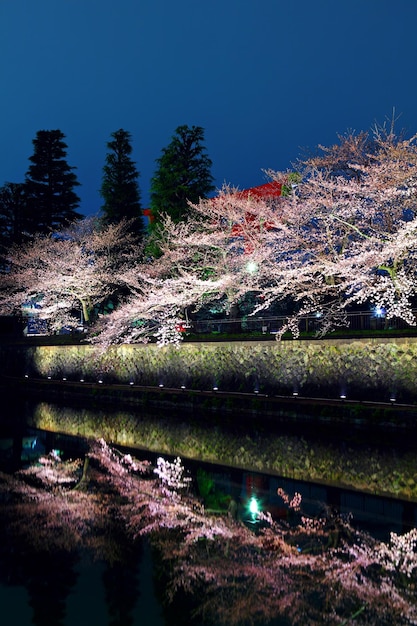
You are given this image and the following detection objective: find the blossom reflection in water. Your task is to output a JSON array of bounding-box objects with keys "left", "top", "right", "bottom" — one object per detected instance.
[{"left": 0, "top": 438, "right": 417, "bottom": 626}]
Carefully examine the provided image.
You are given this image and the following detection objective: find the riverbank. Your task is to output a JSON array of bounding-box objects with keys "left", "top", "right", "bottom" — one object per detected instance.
[
  {"left": 3, "top": 337, "right": 417, "bottom": 403},
  {"left": 4, "top": 373, "right": 417, "bottom": 437}
]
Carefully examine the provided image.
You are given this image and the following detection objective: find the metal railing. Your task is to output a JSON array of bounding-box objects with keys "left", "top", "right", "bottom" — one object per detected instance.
[{"left": 188, "top": 310, "right": 417, "bottom": 336}]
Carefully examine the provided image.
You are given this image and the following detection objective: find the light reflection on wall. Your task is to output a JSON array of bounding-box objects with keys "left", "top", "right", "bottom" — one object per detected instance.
[{"left": 27, "top": 338, "right": 417, "bottom": 402}]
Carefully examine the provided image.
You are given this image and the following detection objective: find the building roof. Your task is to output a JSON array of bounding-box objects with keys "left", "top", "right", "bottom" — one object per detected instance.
[{"left": 236, "top": 181, "right": 282, "bottom": 199}]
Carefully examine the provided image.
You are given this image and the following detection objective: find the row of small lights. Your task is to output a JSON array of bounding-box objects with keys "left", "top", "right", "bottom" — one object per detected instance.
[
  {"left": 292, "top": 390, "right": 396, "bottom": 402},
  {"left": 24, "top": 374, "right": 398, "bottom": 403}
]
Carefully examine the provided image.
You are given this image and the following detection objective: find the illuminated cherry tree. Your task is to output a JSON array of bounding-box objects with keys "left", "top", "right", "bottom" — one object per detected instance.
[
  {"left": 90, "top": 182, "right": 292, "bottom": 345},
  {"left": 109, "top": 129, "right": 417, "bottom": 343},
  {"left": 273, "top": 129, "right": 417, "bottom": 334},
  {"left": 3, "top": 129, "right": 417, "bottom": 345},
  {"left": 0, "top": 218, "right": 140, "bottom": 332}
]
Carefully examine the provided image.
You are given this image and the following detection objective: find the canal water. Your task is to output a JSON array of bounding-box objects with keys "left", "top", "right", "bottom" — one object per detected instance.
[{"left": 1, "top": 397, "right": 417, "bottom": 625}]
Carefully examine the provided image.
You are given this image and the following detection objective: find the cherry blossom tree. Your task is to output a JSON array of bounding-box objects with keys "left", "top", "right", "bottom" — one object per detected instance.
[
  {"left": 4, "top": 128, "right": 417, "bottom": 346},
  {"left": 268, "top": 129, "right": 417, "bottom": 335},
  {"left": 103, "top": 128, "right": 417, "bottom": 343},
  {"left": 89, "top": 181, "right": 293, "bottom": 346},
  {"left": 0, "top": 217, "right": 141, "bottom": 332}
]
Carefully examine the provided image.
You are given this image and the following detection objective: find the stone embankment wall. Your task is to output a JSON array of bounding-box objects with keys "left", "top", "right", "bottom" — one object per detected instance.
[{"left": 7, "top": 337, "right": 417, "bottom": 403}]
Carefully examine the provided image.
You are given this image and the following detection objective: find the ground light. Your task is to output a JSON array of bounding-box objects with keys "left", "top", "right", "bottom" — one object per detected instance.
[
  {"left": 249, "top": 496, "right": 259, "bottom": 515},
  {"left": 247, "top": 496, "right": 261, "bottom": 524}
]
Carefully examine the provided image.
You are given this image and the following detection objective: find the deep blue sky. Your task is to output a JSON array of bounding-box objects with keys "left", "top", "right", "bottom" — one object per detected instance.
[{"left": 1, "top": 0, "right": 417, "bottom": 216}]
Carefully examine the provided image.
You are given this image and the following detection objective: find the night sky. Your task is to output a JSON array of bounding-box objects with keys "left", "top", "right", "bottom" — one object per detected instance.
[{"left": 1, "top": 0, "right": 417, "bottom": 216}]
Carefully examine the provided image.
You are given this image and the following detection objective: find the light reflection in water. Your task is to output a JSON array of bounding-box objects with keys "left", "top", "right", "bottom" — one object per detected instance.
[{"left": 1, "top": 397, "right": 417, "bottom": 626}]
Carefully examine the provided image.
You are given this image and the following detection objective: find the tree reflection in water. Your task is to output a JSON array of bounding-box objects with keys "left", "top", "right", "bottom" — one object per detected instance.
[{"left": 0, "top": 438, "right": 416, "bottom": 626}]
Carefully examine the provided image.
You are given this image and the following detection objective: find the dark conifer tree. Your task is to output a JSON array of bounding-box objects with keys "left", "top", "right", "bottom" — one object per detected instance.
[
  {"left": 100, "top": 129, "right": 143, "bottom": 238},
  {"left": 0, "top": 182, "right": 29, "bottom": 248},
  {"left": 150, "top": 125, "right": 214, "bottom": 224},
  {"left": 25, "top": 130, "right": 82, "bottom": 233}
]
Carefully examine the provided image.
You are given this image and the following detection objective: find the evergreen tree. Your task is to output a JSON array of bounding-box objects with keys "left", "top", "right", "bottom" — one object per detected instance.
[
  {"left": 150, "top": 125, "right": 214, "bottom": 223},
  {"left": 25, "top": 130, "right": 82, "bottom": 233},
  {"left": 0, "top": 182, "right": 29, "bottom": 249},
  {"left": 100, "top": 129, "right": 143, "bottom": 237}
]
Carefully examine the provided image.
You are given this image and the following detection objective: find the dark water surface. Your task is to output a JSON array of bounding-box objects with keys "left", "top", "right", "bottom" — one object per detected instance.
[
  {"left": 0, "top": 398, "right": 169, "bottom": 626},
  {"left": 0, "top": 543, "right": 165, "bottom": 626},
  {"left": 1, "top": 396, "right": 417, "bottom": 626}
]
